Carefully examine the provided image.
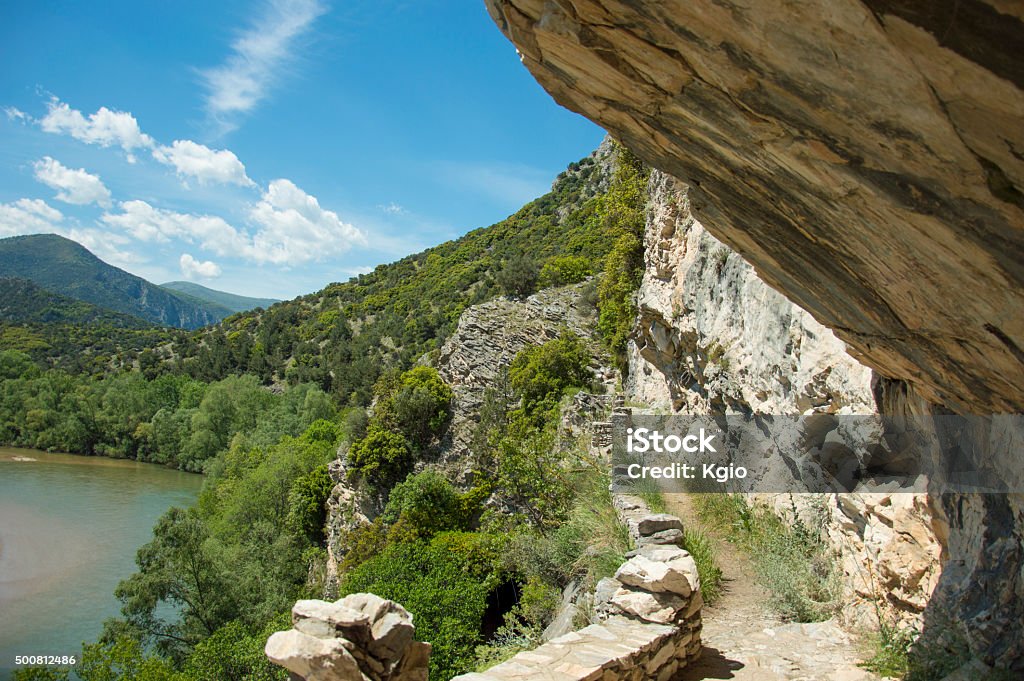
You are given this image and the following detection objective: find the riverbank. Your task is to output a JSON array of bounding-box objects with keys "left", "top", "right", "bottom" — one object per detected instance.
[{"left": 0, "top": 448, "right": 202, "bottom": 679}]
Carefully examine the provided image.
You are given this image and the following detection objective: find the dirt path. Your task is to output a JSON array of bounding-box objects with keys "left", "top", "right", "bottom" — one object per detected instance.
[{"left": 666, "top": 494, "right": 883, "bottom": 681}]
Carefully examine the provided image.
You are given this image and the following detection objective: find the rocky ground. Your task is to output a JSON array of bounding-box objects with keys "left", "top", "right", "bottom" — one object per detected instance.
[{"left": 667, "top": 494, "right": 885, "bottom": 681}]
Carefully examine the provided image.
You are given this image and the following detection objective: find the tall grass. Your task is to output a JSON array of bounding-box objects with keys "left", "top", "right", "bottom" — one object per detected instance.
[{"left": 693, "top": 493, "right": 839, "bottom": 622}]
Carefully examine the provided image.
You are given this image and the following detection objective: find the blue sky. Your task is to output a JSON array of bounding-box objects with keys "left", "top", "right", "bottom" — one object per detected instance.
[{"left": 0, "top": 0, "right": 604, "bottom": 299}]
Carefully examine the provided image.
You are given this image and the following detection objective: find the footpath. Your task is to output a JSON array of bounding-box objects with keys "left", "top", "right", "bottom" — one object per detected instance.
[{"left": 666, "top": 494, "right": 884, "bottom": 681}]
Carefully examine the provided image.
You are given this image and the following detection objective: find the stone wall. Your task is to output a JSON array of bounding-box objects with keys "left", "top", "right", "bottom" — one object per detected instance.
[
  {"left": 269, "top": 492, "right": 703, "bottom": 681},
  {"left": 451, "top": 498, "right": 701, "bottom": 681}
]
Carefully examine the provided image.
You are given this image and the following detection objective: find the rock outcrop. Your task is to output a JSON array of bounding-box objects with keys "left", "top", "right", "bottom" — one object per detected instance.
[
  {"left": 485, "top": 0, "right": 1024, "bottom": 415},
  {"left": 266, "top": 594, "right": 430, "bottom": 681},
  {"left": 627, "top": 171, "right": 876, "bottom": 415},
  {"left": 435, "top": 282, "right": 613, "bottom": 467},
  {"left": 627, "top": 169, "right": 947, "bottom": 631}
]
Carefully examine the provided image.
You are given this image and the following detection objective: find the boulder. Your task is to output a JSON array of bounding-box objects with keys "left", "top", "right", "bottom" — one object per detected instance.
[{"left": 265, "top": 629, "right": 365, "bottom": 681}]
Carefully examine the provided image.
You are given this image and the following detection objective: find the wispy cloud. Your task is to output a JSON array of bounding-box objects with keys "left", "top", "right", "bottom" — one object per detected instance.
[
  {"left": 433, "top": 160, "right": 551, "bottom": 206},
  {"left": 4, "top": 107, "right": 27, "bottom": 122},
  {"left": 200, "top": 0, "right": 327, "bottom": 134},
  {"left": 378, "top": 202, "right": 405, "bottom": 215},
  {"left": 33, "top": 157, "right": 113, "bottom": 207}
]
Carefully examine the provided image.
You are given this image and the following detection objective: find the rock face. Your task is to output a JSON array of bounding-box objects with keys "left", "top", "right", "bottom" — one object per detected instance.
[
  {"left": 435, "top": 282, "right": 612, "bottom": 467},
  {"left": 623, "top": 168, "right": 1021, "bottom": 667},
  {"left": 627, "top": 171, "right": 876, "bottom": 415},
  {"left": 485, "top": 0, "right": 1024, "bottom": 415}
]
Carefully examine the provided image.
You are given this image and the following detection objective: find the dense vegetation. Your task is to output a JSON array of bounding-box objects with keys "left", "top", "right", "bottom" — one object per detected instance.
[
  {"left": 8, "top": 143, "right": 653, "bottom": 681},
  {"left": 338, "top": 335, "right": 625, "bottom": 679},
  {"left": 0, "top": 351, "right": 334, "bottom": 471},
  {"left": 160, "top": 281, "right": 279, "bottom": 315},
  {"left": 0, "top": 234, "right": 227, "bottom": 329}
]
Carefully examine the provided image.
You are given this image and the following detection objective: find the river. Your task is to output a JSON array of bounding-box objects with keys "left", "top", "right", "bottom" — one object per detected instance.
[{"left": 0, "top": 448, "right": 202, "bottom": 679}]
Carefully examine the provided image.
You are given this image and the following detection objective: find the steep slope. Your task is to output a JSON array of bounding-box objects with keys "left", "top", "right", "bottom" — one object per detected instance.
[
  {"left": 168, "top": 142, "right": 621, "bottom": 400},
  {"left": 485, "top": 0, "right": 1024, "bottom": 414},
  {"left": 0, "top": 234, "right": 224, "bottom": 329},
  {"left": 160, "top": 281, "right": 279, "bottom": 314},
  {"left": 0, "top": 277, "right": 153, "bottom": 328}
]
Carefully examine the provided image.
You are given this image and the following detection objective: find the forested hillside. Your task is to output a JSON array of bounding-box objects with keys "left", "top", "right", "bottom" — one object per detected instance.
[
  {"left": 0, "top": 234, "right": 226, "bottom": 329},
  {"left": 5, "top": 141, "right": 652, "bottom": 681},
  {"left": 163, "top": 142, "right": 647, "bottom": 404}
]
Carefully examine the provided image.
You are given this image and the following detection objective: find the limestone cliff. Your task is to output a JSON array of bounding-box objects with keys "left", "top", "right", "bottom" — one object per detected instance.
[
  {"left": 485, "top": 0, "right": 1024, "bottom": 415},
  {"left": 628, "top": 169, "right": 946, "bottom": 635},
  {"left": 627, "top": 171, "right": 875, "bottom": 416}
]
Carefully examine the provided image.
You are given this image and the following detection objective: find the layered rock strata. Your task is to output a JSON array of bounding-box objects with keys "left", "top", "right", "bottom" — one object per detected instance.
[
  {"left": 435, "top": 282, "right": 612, "bottom": 467},
  {"left": 485, "top": 0, "right": 1024, "bottom": 415}
]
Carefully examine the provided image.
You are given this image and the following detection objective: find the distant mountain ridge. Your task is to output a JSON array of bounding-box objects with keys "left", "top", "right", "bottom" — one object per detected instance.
[
  {"left": 160, "top": 281, "right": 278, "bottom": 315},
  {"left": 0, "top": 234, "right": 222, "bottom": 329}
]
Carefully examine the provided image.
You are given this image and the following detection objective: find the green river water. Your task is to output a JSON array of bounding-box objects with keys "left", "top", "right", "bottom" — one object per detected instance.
[{"left": 0, "top": 448, "right": 202, "bottom": 679}]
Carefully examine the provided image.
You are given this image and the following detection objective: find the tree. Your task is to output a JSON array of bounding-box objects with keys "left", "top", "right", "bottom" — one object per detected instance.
[
  {"left": 381, "top": 366, "right": 453, "bottom": 451},
  {"left": 382, "top": 470, "right": 467, "bottom": 538},
  {"left": 496, "top": 254, "right": 539, "bottom": 298},
  {"left": 111, "top": 507, "right": 240, "bottom": 660},
  {"left": 341, "top": 534, "right": 501, "bottom": 680},
  {"left": 286, "top": 464, "right": 335, "bottom": 544},
  {"left": 347, "top": 426, "right": 413, "bottom": 496},
  {"left": 509, "top": 332, "right": 591, "bottom": 418},
  {"left": 538, "top": 255, "right": 592, "bottom": 288}
]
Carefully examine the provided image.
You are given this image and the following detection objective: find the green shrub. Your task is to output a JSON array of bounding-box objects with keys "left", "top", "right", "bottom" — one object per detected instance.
[
  {"left": 382, "top": 366, "right": 453, "bottom": 451},
  {"left": 538, "top": 256, "right": 592, "bottom": 288},
  {"left": 680, "top": 528, "right": 723, "bottom": 604},
  {"left": 508, "top": 332, "right": 591, "bottom": 419},
  {"left": 347, "top": 426, "right": 413, "bottom": 495},
  {"left": 693, "top": 494, "right": 839, "bottom": 622},
  {"left": 341, "top": 534, "right": 503, "bottom": 681},
  {"left": 286, "top": 463, "right": 335, "bottom": 544},
  {"left": 382, "top": 470, "right": 469, "bottom": 538},
  {"left": 594, "top": 144, "right": 649, "bottom": 372}
]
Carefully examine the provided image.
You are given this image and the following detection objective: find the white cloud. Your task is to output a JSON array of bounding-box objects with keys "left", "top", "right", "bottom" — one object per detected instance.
[
  {"left": 180, "top": 253, "right": 222, "bottom": 279},
  {"left": 39, "top": 99, "right": 154, "bottom": 161},
  {"left": 249, "top": 178, "right": 365, "bottom": 265},
  {"left": 152, "top": 140, "right": 255, "bottom": 187},
  {"left": 102, "top": 200, "right": 248, "bottom": 254},
  {"left": 102, "top": 180, "right": 364, "bottom": 267},
  {"left": 32, "top": 157, "right": 113, "bottom": 207},
  {"left": 0, "top": 198, "right": 64, "bottom": 236},
  {"left": 200, "top": 0, "right": 326, "bottom": 132},
  {"left": 0, "top": 199, "right": 143, "bottom": 268},
  {"left": 65, "top": 227, "right": 146, "bottom": 266},
  {"left": 4, "top": 107, "right": 27, "bottom": 122}
]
